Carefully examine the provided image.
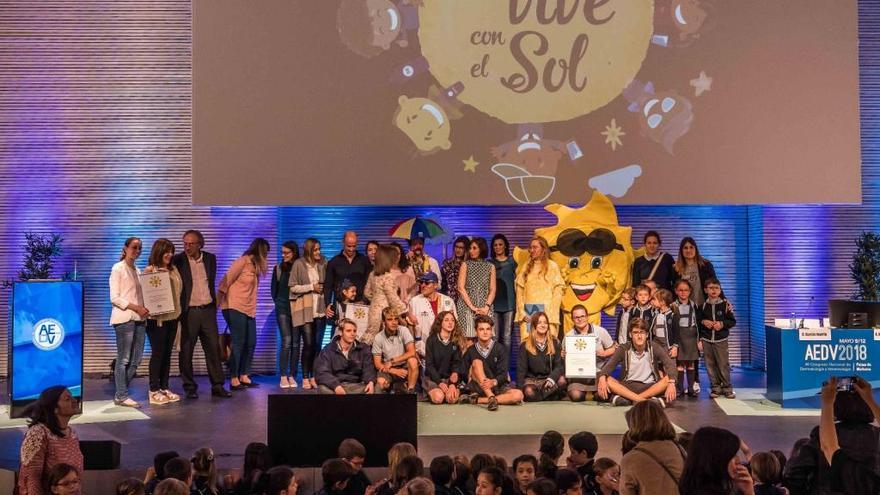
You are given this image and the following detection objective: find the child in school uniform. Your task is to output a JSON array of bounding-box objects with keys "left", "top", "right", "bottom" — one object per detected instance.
[
  {"left": 629, "top": 285, "right": 655, "bottom": 337},
  {"left": 672, "top": 279, "right": 700, "bottom": 397},
  {"left": 615, "top": 287, "right": 636, "bottom": 345},
  {"left": 699, "top": 277, "right": 736, "bottom": 399},
  {"left": 650, "top": 289, "right": 678, "bottom": 357}
]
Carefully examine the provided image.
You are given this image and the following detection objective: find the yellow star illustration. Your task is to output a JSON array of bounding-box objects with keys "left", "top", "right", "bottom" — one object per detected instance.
[
  {"left": 690, "top": 70, "right": 713, "bottom": 97},
  {"left": 601, "top": 119, "right": 625, "bottom": 151},
  {"left": 463, "top": 155, "right": 479, "bottom": 173}
]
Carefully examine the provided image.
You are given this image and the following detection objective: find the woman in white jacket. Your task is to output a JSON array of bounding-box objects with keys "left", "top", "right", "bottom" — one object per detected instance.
[{"left": 109, "top": 236, "right": 149, "bottom": 407}]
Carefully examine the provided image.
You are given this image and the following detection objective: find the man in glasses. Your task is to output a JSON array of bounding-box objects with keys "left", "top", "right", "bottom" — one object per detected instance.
[
  {"left": 596, "top": 317, "right": 677, "bottom": 408},
  {"left": 563, "top": 304, "right": 616, "bottom": 402},
  {"left": 408, "top": 271, "right": 456, "bottom": 359},
  {"left": 172, "top": 230, "right": 232, "bottom": 399}
]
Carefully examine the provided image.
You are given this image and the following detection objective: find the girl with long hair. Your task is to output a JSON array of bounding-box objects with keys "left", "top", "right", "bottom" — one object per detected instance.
[
  {"left": 538, "top": 430, "right": 564, "bottom": 479},
  {"left": 515, "top": 236, "right": 564, "bottom": 341},
  {"left": 143, "top": 238, "right": 183, "bottom": 405},
  {"left": 289, "top": 237, "right": 326, "bottom": 389},
  {"left": 219, "top": 237, "right": 270, "bottom": 390},
  {"left": 517, "top": 312, "right": 565, "bottom": 402},
  {"left": 271, "top": 240, "right": 299, "bottom": 388},
  {"left": 191, "top": 447, "right": 219, "bottom": 495},
  {"left": 491, "top": 234, "right": 517, "bottom": 347},
  {"left": 109, "top": 236, "right": 149, "bottom": 407},
  {"left": 424, "top": 310, "right": 467, "bottom": 404}
]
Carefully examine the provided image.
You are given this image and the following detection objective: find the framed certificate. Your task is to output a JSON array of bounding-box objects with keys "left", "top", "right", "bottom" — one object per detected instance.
[
  {"left": 344, "top": 303, "right": 370, "bottom": 339},
  {"left": 139, "top": 271, "right": 175, "bottom": 316},
  {"left": 565, "top": 335, "right": 597, "bottom": 378}
]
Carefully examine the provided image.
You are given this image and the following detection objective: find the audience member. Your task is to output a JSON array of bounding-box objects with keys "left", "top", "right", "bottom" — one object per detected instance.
[
  {"left": 566, "top": 432, "right": 599, "bottom": 490},
  {"left": 476, "top": 467, "right": 506, "bottom": 495},
  {"left": 679, "top": 426, "right": 754, "bottom": 495},
  {"left": 750, "top": 452, "right": 784, "bottom": 495},
  {"left": 469, "top": 454, "right": 497, "bottom": 493},
  {"left": 191, "top": 447, "right": 219, "bottom": 495},
  {"left": 587, "top": 458, "right": 619, "bottom": 495},
  {"left": 619, "top": 400, "right": 684, "bottom": 494},
  {"left": 512, "top": 455, "right": 538, "bottom": 495},
  {"left": 430, "top": 455, "right": 456, "bottom": 495},
  {"left": 318, "top": 459, "right": 356, "bottom": 495},
  {"left": 388, "top": 443, "right": 419, "bottom": 483},
  {"left": 339, "top": 438, "right": 371, "bottom": 495},
  {"left": 154, "top": 479, "right": 188, "bottom": 495},
  {"left": 116, "top": 477, "right": 146, "bottom": 495},
  {"left": 163, "top": 457, "right": 192, "bottom": 487},
  {"left": 538, "top": 431, "right": 565, "bottom": 479},
  {"left": 233, "top": 443, "right": 272, "bottom": 495},
  {"left": 555, "top": 469, "right": 582, "bottom": 495},
  {"left": 145, "top": 450, "right": 179, "bottom": 495},
  {"left": 256, "top": 466, "right": 298, "bottom": 495},
  {"left": 784, "top": 376, "right": 880, "bottom": 494},
  {"left": 452, "top": 455, "right": 471, "bottom": 495},
  {"left": 378, "top": 455, "right": 424, "bottom": 495},
  {"left": 44, "top": 463, "right": 80, "bottom": 495},
  {"left": 18, "top": 386, "right": 84, "bottom": 495},
  {"left": 815, "top": 377, "right": 880, "bottom": 494},
  {"left": 404, "top": 477, "right": 437, "bottom": 495},
  {"left": 527, "top": 478, "right": 558, "bottom": 495}
]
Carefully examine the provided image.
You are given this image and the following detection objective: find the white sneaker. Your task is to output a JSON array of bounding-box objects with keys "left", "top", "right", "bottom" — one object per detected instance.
[
  {"left": 115, "top": 397, "right": 140, "bottom": 408},
  {"left": 288, "top": 377, "right": 298, "bottom": 388},
  {"left": 280, "top": 376, "right": 291, "bottom": 389},
  {"left": 161, "top": 389, "right": 180, "bottom": 402},
  {"left": 611, "top": 395, "right": 633, "bottom": 407}
]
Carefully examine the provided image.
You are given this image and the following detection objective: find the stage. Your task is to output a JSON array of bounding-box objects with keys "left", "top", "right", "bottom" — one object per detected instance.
[{"left": 0, "top": 367, "right": 828, "bottom": 475}]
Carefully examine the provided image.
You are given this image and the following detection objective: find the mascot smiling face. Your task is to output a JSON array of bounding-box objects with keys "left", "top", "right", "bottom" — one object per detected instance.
[{"left": 519, "top": 191, "right": 635, "bottom": 330}]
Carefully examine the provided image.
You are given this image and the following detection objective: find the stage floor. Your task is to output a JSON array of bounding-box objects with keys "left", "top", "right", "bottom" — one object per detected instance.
[{"left": 0, "top": 368, "right": 830, "bottom": 472}]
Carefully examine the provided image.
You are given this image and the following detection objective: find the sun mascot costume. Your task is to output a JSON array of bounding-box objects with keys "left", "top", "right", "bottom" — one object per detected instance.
[{"left": 514, "top": 191, "right": 636, "bottom": 332}]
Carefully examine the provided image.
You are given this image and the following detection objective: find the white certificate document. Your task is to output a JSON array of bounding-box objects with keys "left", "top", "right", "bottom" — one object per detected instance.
[
  {"left": 344, "top": 303, "right": 370, "bottom": 339},
  {"left": 565, "top": 335, "right": 597, "bottom": 378},
  {"left": 139, "top": 271, "right": 175, "bottom": 316}
]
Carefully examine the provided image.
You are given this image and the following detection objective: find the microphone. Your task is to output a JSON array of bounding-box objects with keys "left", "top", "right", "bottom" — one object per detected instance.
[{"left": 799, "top": 296, "right": 816, "bottom": 329}]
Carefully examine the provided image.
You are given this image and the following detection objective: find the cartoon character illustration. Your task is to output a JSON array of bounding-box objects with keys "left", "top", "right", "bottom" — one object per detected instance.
[
  {"left": 336, "top": 0, "right": 421, "bottom": 58},
  {"left": 652, "top": 0, "right": 714, "bottom": 47},
  {"left": 394, "top": 83, "right": 465, "bottom": 155},
  {"left": 490, "top": 124, "right": 583, "bottom": 204},
  {"left": 514, "top": 191, "right": 636, "bottom": 330},
  {"left": 623, "top": 80, "right": 694, "bottom": 154}
]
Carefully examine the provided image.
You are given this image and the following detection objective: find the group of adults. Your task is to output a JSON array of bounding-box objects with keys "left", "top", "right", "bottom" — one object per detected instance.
[{"left": 107, "top": 226, "right": 720, "bottom": 408}]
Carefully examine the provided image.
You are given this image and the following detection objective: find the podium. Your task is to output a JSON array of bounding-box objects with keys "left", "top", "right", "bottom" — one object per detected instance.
[
  {"left": 766, "top": 326, "right": 880, "bottom": 407},
  {"left": 9, "top": 281, "right": 84, "bottom": 418}
]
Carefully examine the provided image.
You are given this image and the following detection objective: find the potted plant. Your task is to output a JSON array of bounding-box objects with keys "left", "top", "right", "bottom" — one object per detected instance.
[{"left": 850, "top": 231, "right": 880, "bottom": 301}]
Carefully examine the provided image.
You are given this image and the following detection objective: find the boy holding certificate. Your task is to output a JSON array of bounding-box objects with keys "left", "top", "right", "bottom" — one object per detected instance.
[{"left": 563, "top": 305, "right": 616, "bottom": 402}]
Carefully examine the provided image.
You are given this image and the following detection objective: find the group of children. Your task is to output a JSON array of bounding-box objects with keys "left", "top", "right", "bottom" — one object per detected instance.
[{"left": 614, "top": 277, "right": 736, "bottom": 399}]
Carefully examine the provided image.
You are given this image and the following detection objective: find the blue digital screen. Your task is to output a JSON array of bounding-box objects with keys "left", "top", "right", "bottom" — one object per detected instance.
[{"left": 12, "top": 281, "right": 83, "bottom": 402}]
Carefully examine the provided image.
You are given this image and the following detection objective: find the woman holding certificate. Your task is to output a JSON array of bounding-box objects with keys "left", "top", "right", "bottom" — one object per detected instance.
[
  {"left": 515, "top": 237, "right": 565, "bottom": 341},
  {"left": 143, "top": 238, "right": 183, "bottom": 405},
  {"left": 517, "top": 312, "right": 565, "bottom": 402},
  {"left": 109, "top": 237, "right": 149, "bottom": 408},
  {"left": 219, "top": 238, "right": 270, "bottom": 391}
]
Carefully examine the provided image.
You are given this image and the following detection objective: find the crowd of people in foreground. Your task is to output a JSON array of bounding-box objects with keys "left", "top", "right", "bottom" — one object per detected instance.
[
  {"left": 109, "top": 228, "right": 736, "bottom": 410},
  {"left": 21, "top": 376, "right": 880, "bottom": 495}
]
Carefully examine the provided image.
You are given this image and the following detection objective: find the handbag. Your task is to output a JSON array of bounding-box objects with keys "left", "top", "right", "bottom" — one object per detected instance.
[{"left": 219, "top": 329, "right": 232, "bottom": 362}]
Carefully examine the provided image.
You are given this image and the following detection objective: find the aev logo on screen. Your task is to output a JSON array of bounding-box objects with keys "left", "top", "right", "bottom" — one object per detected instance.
[{"left": 32, "top": 318, "right": 65, "bottom": 351}]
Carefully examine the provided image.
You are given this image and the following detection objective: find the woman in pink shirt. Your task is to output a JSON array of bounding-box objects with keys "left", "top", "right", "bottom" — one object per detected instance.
[
  {"left": 19, "top": 386, "right": 83, "bottom": 495},
  {"left": 219, "top": 238, "right": 270, "bottom": 390}
]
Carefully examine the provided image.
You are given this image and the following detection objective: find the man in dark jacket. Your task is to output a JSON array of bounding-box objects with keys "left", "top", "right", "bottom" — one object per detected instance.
[
  {"left": 315, "top": 319, "right": 377, "bottom": 394},
  {"left": 324, "top": 231, "right": 373, "bottom": 313},
  {"left": 596, "top": 317, "right": 677, "bottom": 408},
  {"left": 171, "top": 230, "right": 231, "bottom": 399}
]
